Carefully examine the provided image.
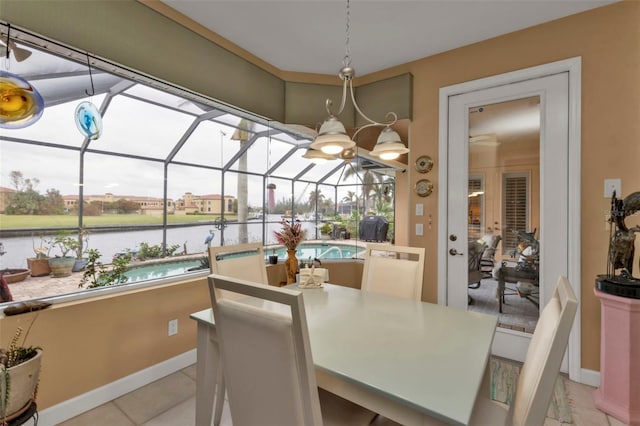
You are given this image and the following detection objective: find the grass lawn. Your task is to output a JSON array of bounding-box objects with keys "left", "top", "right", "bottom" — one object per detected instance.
[{"left": 0, "top": 214, "right": 237, "bottom": 229}]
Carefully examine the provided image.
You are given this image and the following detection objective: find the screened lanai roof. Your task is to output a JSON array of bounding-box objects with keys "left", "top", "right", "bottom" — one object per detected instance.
[{"left": 1, "top": 25, "right": 403, "bottom": 192}]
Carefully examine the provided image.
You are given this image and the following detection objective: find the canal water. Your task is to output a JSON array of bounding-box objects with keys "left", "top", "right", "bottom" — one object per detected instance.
[{"left": 0, "top": 216, "right": 323, "bottom": 269}]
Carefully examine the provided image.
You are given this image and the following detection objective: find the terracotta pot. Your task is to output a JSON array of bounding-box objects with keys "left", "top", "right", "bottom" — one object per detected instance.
[
  {"left": 0, "top": 349, "right": 42, "bottom": 420},
  {"left": 26, "top": 258, "right": 51, "bottom": 277},
  {"left": 285, "top": 249, "right": 298, "bottom": 285},
  {"left": 48, "top": 257, "right": 75, "bottom": 277},
  {"left": 0, "top": 269, "right": 30, "bottom": 284}
]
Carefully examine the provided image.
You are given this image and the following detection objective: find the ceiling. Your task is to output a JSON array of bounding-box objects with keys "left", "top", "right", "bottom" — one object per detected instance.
[{"left": 160, "top": 0, "right": 615, "bottom": 76}]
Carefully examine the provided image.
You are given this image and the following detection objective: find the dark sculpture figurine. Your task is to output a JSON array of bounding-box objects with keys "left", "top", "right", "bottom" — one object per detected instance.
[{"left": 597, "top": 191, "right": 640, "bottom": 299}]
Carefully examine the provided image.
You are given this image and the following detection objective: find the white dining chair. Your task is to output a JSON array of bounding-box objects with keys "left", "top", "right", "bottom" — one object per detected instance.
[
  {"left": 208, "top": 242, "right": 269, "bottom": 285},
  {"left": 469, "top": 275, "right": 578, "bottom": 426},
  {"left": 361, "top": 243, "right": 425, "bottom": 301},
  {"left": 208, "top": 274, "right": 377, "bottom": 426},
  {"left": 207, "top": 242, "right": 269, "bottom": 425},
  {"left": 372, "top": 275, "right": 577, "bottom": 426}
]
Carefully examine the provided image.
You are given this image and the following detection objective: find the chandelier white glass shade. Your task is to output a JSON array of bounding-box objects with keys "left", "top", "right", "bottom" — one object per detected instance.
[
  {"left": 302, "top": 147, "right": 338, "bottom": 164},
  {"left": 309, "top": 114, "right": 355, "bottom": 154},
  {"left": 309, "top": 0, "right": 409, "bottom": 160},
  {"left": 370, "top": 126, "right": 409, "bottom": 160}
]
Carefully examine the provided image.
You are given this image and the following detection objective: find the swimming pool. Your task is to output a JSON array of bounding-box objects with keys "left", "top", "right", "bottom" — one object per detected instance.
[
  {"left": 264, "top": 242, "right": 366, "bottom": 261},
  {"left": 124, "top": 259, "right": 204, "bottom": 283},
  {"left": 124, "top": 242, "right": 364, "bottom": 283}
]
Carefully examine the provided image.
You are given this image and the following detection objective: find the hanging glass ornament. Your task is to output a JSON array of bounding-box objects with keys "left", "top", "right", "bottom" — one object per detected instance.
[
  {"left": 75, "top": 101, "right": 102, "bottom": 140},
  {"left": 0, "top": 70, "right": 44, "bottom": 129}
]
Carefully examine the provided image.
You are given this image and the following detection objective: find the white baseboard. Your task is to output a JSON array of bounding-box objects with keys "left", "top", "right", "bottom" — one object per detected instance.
[
  {"left": 580, "top": 368, "right": 601, "bottom": 388},
  {"left": 35, "top": 349, "right": 197, "bottom": 426}
]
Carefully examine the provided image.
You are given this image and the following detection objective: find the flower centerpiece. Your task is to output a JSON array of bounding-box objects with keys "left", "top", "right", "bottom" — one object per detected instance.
[{"left": 274, "top": 220, "right": 306, "bottom": 284}]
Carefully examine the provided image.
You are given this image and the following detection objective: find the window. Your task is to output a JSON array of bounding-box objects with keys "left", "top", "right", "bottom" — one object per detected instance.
[
  {"left": 502, "top": 173, "right": 529, "bottom": 254},
  {"left": 0, "top": 24, "right": 401, "bottom": 304}
]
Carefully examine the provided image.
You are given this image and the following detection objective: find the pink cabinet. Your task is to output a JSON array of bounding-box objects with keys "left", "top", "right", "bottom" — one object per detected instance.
[{"left": 594, "top": 289, "right": 640, "bottom": 425}]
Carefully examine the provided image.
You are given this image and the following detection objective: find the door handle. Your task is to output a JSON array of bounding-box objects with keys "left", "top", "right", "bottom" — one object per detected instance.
[{"left": 449, "top": 248, "right": 464, "bottom": 256}]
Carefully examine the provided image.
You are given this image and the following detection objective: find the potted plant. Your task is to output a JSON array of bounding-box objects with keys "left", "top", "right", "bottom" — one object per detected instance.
[
  {"left": 69, "top": 229, "right": 90, "bottom": 272},
  {"left": 0, "top": 326, "right": 42, "bottom": 422},
  {"left": 319, "top": 222, "right": 332, "bottom": 240},
  {"left": 47, "top": 231, "right": 76, "bottom": 277},
  {"left": 26, "top": 237, "right": 51, "bottom": 277}
]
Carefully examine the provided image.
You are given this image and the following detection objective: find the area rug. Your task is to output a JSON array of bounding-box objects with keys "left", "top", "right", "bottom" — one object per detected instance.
[{"left": 490, "top": 357, "right": 573, "bottom": 423}]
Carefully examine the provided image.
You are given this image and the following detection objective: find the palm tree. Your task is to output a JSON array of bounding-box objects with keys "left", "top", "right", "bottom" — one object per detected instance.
[
  {"left": 342, "top": 190, "right": 357, "bottom": 215},
  {"left": 230, "top": 119, "right": 253, "bottom": 244},
  {"left": 308, "top": 189, "right": 325, "bottom": 215},
  {"left": 343, "top": 166, "right": 382, "bottom": 214}
]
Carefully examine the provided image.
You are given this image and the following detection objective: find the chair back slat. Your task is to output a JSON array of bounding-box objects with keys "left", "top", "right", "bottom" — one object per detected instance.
[
  {"left": 209, "top": 242, "right": 268, "bottom": 285},
  {"left": 511, "top": 275, "right": 578, "bottom": 426},
  {"left": 361, "top": 244, "right": 425, "bottom": 301},
  {"left": 209, "top": 274, "right": 322, "bottom": 426}
]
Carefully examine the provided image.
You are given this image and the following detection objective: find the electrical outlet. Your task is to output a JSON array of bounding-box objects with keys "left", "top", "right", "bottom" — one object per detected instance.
[
  {"left": 604, "top": 178, "right": 621, "bottom": 198},
  {"left": 168, "top": 319, "right": 178, "bottom": 336}
]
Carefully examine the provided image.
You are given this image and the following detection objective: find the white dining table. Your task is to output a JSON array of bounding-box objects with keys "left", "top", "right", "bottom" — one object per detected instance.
[{"left": 190, "top": 283, "right": 498, "bottom": 426}]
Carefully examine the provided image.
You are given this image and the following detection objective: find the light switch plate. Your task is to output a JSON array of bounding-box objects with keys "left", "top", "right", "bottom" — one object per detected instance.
[
  {"left": 416, "top": 203, "right": 424, "bottom": 216},
  {"left": 604, "top": 178, "right": 621, "bottom": 198},
  {"left": 416, "top": 223, "right": 424, "bottom": 236}
]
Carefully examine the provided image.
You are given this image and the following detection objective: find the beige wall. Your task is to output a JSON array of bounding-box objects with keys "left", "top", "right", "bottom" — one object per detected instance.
[
  {"left": 0, "top": 278, "right": 211, "bottom": 409},
  {"left": 391, "top": 1, "right": 639, "bottom": 372},
  {"left": 1, "top": 0, "right": 638, "bottom": 387}
]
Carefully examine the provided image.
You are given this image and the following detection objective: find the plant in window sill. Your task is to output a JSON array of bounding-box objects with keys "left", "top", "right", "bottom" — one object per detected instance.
[{"left": 0, "top": 322, "right": 43, "bottom": 423}]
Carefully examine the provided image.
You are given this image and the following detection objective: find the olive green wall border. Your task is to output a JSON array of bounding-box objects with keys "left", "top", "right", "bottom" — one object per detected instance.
[{"left": 0, "top": 0, "right": 412, "bottom": 127}]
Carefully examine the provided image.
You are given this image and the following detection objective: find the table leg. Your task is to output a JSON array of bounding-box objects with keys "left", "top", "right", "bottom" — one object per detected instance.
[{"left": 195, "top": 321, "right": 221, "bottom": 426}]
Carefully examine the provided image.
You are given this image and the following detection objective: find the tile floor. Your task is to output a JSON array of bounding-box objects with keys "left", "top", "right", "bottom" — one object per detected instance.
[{"left": 57, "top": 363, "right": 628, "bottom": 426}]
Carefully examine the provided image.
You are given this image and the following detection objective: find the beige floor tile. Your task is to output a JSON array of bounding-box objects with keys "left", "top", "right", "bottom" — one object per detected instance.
[
  {"left": 181, "top": 363, "right": 197, "bottom": 381},
  {"left": 608, "top": 415, "right": 630, "bottom": 426},
  {"left": 141, "top": 396, "right": 195, "bottom": 426},
  {"left": 113, "top": 371, "right": 196, "bottom": 424},
  {"left": 58, "top": 402, "right": 135, "bottom": 426}
]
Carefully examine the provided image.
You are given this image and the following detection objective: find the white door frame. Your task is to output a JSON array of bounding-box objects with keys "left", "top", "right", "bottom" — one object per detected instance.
[{"left": 437, "top": 57, "right": 582, "bottom": 382}]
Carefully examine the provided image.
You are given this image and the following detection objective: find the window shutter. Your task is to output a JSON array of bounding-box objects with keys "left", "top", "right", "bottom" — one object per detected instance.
[
  {"left": 468, "top": 177, "right": 483, "bottom": 241},
  {"left": 502, "top": 174, "right": 529, "bottom": 255}
]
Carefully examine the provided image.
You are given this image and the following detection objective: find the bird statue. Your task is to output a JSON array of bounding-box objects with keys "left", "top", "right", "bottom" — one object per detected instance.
[{"left": 204, "top": 230, "right": 215, "bottom": 249}]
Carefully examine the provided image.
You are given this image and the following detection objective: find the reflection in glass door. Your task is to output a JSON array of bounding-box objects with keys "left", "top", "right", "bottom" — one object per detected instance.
[{"left": 466, "top": 96, "right": 541, "bottom": 334}]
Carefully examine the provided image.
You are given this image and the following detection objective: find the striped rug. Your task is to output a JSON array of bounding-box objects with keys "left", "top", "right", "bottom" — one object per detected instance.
[{"left": 490, "top": 357, "right": 573, "bottom": 423}]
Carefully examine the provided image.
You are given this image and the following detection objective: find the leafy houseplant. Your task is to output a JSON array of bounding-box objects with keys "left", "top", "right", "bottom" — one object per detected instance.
[
  {"left": 47, "top": 231, "right": 76, "bottom": 277},
  {"left": 27, "top": 237, "right": 51, "bottom": 277},
  {"left": 319, "top": 222, "right": 332, "bottom": 239},
  {"left": 0, "top": 326, "right": 42, "bottom": 422}
]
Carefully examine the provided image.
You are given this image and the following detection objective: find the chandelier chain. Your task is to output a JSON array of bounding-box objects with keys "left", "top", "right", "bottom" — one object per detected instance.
[{"left": 343, "top": 0, "right": 351, "bottom": 67}]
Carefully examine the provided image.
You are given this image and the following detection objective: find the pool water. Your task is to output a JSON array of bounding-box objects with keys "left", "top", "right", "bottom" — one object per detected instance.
[
  {"left": 124, "top": 243, "right": 364, "bottom": 283},
  {"left": 264, "top": 242, "right": 365, "bottom": 261},
  {"left": 124, "top": 259, "right": 204, "bottom": 283}
]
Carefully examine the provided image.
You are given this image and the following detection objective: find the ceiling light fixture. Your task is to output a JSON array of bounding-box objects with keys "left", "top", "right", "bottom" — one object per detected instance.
[
  {"left": 309, "top": 0, "right": 409, "bottom": 161},
  {"left": 302, "top": 148, "right": 338, "bottom": 164}
]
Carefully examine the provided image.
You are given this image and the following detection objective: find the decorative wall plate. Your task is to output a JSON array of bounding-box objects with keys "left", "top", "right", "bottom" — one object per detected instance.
[
  {"left": 415, "top": 155, "right": 434, "bottom": 173},
  {"left": 415, "top": 179, "right": 434, "bottom": 197}
]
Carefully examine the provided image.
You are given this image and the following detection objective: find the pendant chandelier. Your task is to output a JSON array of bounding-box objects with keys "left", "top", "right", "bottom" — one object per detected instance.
[{"left": 308, "top": 0, "right": 409, "bottom": 161}]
